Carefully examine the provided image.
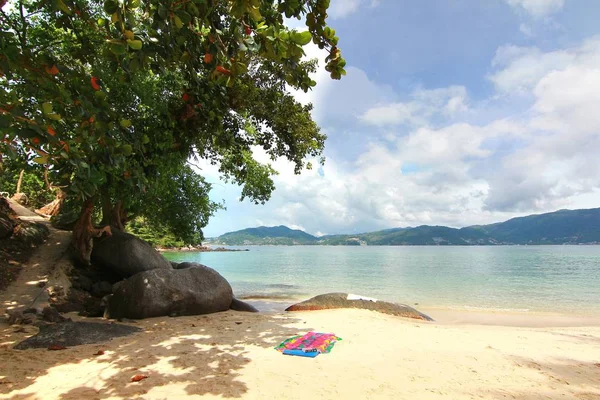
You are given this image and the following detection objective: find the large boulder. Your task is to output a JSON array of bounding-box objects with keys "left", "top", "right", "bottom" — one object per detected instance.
[
  {"left": 286, "top": 293, "right": 433, "bottom": 321},
  {"left": 91, "top": 229, "right": 172, "bottom": 279},
  {"left": 105, "top": 265, "right": 233, "bottom": 319},
  {"left": 175, "top": 261, "right": 209, "bottom": 270}
]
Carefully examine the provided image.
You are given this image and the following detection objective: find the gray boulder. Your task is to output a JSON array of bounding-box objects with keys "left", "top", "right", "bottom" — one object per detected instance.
[
  {"left": 91, "top": 281, "right": 113, "bottom": 298},
  {"left": 105, "top": 265, "right": 233, "bottom": 319},
  {"left": 286, "top": 292, "right": 433, "bottom": 321},
  {"left": 230, "top": 298, "right": 259, "bottom": 312},
  {"left": 91, "top": 229, "right": 172, "bottom": 279},
  {"left": 174, "top": 261, "right": 209, "bottom": 270}
]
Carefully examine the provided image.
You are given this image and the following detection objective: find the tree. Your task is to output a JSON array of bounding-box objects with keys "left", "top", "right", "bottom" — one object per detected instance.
[{"left": 0, "top": 0, "right": 345, "bottom": 264}]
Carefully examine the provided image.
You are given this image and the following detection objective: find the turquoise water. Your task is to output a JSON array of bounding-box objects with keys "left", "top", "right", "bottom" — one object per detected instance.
[{"left": 163, "top": 246, "right": 600, "bottom": 315}]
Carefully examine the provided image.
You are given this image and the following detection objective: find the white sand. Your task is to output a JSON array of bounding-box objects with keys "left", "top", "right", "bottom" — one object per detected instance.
[{"left": 1, "top": 309, "right": 599, "bottom": 400}]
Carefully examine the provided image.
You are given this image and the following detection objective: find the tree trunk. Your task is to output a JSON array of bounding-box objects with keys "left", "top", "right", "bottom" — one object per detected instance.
[
  {"left": 71, "top": 198, "right": 112, "bottom": 266},
  {"left": 16, "top": 169, "right": 24, "bottom": 193},
  {"left": 36, "top": 189, "right": 66, "bottom": 216},
  {"left": 110, "top": 200, "right": 127, "bottom": 231},
  {"left": 100, "top": 195, "right": 128, "bottom": 231},
  {"left": 101, "top": 194, "right": 112, "bottom": 226}
]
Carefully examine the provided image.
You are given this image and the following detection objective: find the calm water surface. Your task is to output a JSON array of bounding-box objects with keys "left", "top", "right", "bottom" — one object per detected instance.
[{"left": 163, "top": 246, "right": 600, "bottom": 315}]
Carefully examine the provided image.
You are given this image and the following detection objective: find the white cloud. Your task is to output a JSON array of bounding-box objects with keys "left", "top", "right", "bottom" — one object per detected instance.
[
  {"left": 519, "top": 23, "right": 533, "bottom": 36},
  {"left": 328, "top": 0, "right": 361, "bottom": 18},
  {"left": 505, "top": 0, "right": 565, "bottom": 18},
  {"left": 203, "top": 35, "right": 600, "bottom": 236},
  {"left": 489, "top": 44, "right": 575, "bottom": 93},
  {"left": 483, "top": 37, "right": 600, "bottom": 211},
  {"left": 328, "top": 0, "right": 381, "bottom": 19},
  {"left": 360, "top": 86, "right": 469, "bottom": 127}
]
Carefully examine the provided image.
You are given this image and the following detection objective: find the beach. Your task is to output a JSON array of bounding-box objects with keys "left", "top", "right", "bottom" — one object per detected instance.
[{"left": 1, "top": 308, "right": 599, "bottom": 400}]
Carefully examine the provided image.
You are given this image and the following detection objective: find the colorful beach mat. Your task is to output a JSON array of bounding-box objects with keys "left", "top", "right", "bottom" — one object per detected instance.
[{"left": 275, "top": 332, "right": 342, "bottom": 355}]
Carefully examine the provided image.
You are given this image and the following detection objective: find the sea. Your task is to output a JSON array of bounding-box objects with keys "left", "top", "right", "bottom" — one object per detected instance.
[{"left": 163, "top": 245, "right": 600, "bottom": 315}]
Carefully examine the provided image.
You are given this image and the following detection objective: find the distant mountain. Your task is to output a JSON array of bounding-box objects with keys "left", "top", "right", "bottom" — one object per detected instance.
[
  {"left": 214, "top": 225, "right": 317, "bottom": 245},
  {"left": 210, "top": 208, "right": 600, "bottom": 246}
]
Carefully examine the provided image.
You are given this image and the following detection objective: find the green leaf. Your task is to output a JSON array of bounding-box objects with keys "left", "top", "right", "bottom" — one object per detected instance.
[
  {"left": 127, "top": 40, "right": 143, "bottom": 50},
  {"left": 95, "top": 90, "right": 107, "bottom": 100},
  {"left": 104, "top": 0, "right": 119, "bottom": 15},
  {"left": 324, "top": 26, "right": 335, "bottom": 40},
  {"left": 176, "top": 11, "right": 192, "bottom": 24},
  {"left": 292, "top": 31, "right": 312, "bottom": 46},
  {"left": 42, "top": 102, "right": 53, "bottom": 114},
  {"left": 120, "top": 119, "right": 132, "bottom": 128},
  {"left": 122, "top": 144, "right": 133, "bottom": 155},
  {"left": 109, "top": 41, "right": 127, "bottom": 55},
  {"left": 34, "top": 156, "right": 49, "bottom": 164},
  {"left": 55, "top": 0, "right": 72, "bottom": 15},
  {"left": 173, "top": 15, "right": 184, "bottom": 29}
]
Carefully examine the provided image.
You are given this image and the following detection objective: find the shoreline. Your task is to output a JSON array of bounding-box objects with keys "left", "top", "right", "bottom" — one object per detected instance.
[
  {"left": 243, "top": 298, "right": 600, "bottom": 328},
  {"left": 156, "top": 246, "right": 249, "bottom": 253}
]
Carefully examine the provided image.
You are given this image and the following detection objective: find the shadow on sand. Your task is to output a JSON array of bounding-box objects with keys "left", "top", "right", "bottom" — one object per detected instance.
[
  {"left": 484, "top": 356, "right": 600, "bottom": 400},
  {"left": 0, "top": 311, "right": 310, "bottom": 399}
]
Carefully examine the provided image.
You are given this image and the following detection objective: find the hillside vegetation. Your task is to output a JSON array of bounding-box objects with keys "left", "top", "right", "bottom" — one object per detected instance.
[{"left": 210, "top": 208, "right": 600, "bottom": 246}]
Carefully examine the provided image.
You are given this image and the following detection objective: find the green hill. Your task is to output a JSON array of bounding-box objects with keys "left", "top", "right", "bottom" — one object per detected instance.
[
  {"left": 213, "top": 225, "right": 317, "bottom": 245},
  {"left": 211, "top": 208, "right": 600, "bottom": 246},
  {"left": 476, "top": 208, "right": 600, "bottom": 244}
]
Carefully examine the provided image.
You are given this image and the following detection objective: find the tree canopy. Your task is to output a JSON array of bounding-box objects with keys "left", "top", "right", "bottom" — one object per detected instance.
[{"left": 0, "top": 0, "right": 345, "bottom": 259}]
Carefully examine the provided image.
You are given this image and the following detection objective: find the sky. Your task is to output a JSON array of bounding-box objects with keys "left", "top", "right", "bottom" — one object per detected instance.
[{"left": 200, "top": 0, "right": 600, "bottom": 237}]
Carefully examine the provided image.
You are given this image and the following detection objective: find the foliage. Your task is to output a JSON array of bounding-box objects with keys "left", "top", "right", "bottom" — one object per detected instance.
[
  {"left": 213, "top": 224, "right": 316, "bottom": 245},
  {"left": 127, "top": 217, "right": 187, "bottom": 248},
  {"left": 0, "top": 0, "right": 345, "bottom": 248},
  {"left": 0, "top": 158, "right": 55, "bottom": 208},
  {"left": 130, "top": 164, "right": 223, "bottom": 245}
]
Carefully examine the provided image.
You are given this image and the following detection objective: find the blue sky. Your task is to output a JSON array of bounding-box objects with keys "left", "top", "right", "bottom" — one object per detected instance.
[{"left": 200, "top": 0, "right": 600, "bottom": 237}]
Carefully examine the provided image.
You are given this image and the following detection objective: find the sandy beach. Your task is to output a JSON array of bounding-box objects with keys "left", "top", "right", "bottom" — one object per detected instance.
[{"left": 1, "top": 308, "right": 599, "bottom": 400}]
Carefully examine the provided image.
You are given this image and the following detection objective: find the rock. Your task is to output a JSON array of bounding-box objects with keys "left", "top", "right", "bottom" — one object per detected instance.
[
  {"left": 170, "top": 261, "right": 180, "bottom": 269},
  {"left": 285, "top": 293, "right": 434, "bottom": 321},
  {"left": 5, "top": 309, "right": 32, "bottom": 325},
  {"left": 91, "top": 281, "right": 113, "bottom": 298},
  {"left": 112, "top": 281, "right": 123, "bottom": 293},
  {"left": 52, "top": 288, "right": 89, "bottom": 314},
  {"left": 12, "top": 221, "right": 49, "bottom": 244},
  {"left": 14, "top": 320, "right": 142, "bottom": 350},
  {"left": 91, "top": 229, "right": 172, "bottom": 279},
  {"left": 174, "top": 261, "right": 209, "bottom": 270},
  {"left": 46, "top": 285, "right": 66, "bottom": 300},
  {"left": 50, "top": 211, "right": 78, "bottom": 231},
  {"left": 41, "top": 306, "right": 69, "bottom": 323},
  {"left": 0, "top": 215, "right": 14, "bottom": 239},
  {"left": 230, "top": 298, "right": 259, "bottom": 312},
  {"left": 80, "top": 296, "right": 105, "bottom": 318},
  {"left": 11, "top": 192, "right": 28, "bottom": 206},
  {"left": 76, "top": 275, "right": 93, "bottom": 292},
  {"left": 106, "top": 266, "right": 233, "bottom": 319}
]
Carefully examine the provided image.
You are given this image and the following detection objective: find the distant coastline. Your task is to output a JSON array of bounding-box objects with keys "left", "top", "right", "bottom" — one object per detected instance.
[
  {"left": 208, "top": 207, "right": 600, "bottom": 246},
  {"left": 156, "top": 245, "right": 249, "bottom": 253}
]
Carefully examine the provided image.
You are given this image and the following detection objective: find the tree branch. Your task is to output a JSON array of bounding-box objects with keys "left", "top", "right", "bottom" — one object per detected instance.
[{"left": 18, "top": 0, "right": 27, "bottom": 49}]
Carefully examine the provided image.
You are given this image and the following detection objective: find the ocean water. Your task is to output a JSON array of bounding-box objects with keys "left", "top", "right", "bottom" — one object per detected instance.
[{"left": 163, "top": 246, "right": 600, "bottom": 315}]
